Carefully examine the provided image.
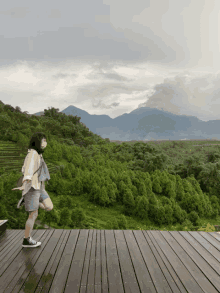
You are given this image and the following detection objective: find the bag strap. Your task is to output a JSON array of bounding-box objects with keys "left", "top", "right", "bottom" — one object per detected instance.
[{"left": 30, "top": 156, "right": 43, "bottom": 176}]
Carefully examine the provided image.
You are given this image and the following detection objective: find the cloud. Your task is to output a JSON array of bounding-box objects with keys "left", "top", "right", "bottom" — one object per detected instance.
[{"left": 138, "top": 71, "right": 220, "bottom": 121}]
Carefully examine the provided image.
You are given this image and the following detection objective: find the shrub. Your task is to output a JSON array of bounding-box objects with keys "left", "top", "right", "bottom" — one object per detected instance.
[
  {"left": 62, "top": 165, "right": 72, "bottom": 180},
  {"left": 153, "top": 205, "right": 165, "bottom": 226},
  {"left": 181, "top": 219, "right": 193, "bottom": 231},
  {"left": 160, "top": 196, "right": 172, "bottom": 206},
  {"left": 152, "top": 175, "right": 162, "bottom": 194},
  {"left": 117, "top": 214, "right": 128, "bottom": 229},
  {"left": 179, "top": 192, "right": 200, "bottom": 214},
  {"left": 188, "top": 211, "right": 200, "bottom": 226},
  {"left": 106, "top": 217, "right": 119, "bottom": 230},
  {"left": 70, "top": 207, "right": 87, "bottom": 227},
  {"left": 173, "top": 205, "right": 187, "bottom": 224},
  {"left": 163, "top": 204, "right": 174, "bottom": 225},
  {"left": 122, "top": 188, "right": 136, "bottom": 211},
  {"left": 58, "top": 207, "right": 71, "bottom": 228},
  {"left": 134, "top": 195, "right": 149, "bottom": 220},
  {"left": 98, "top": 186, "right": 111, "bottom": 207}
]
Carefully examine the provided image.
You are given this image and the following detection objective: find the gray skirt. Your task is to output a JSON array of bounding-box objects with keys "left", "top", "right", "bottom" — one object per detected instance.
[{"left": 24, "top": 186, "right": 50, "bottom": 212}]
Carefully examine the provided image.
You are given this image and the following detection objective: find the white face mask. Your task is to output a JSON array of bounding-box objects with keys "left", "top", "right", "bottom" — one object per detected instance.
[{"left": 41, "top": 140, "right": 47, "bottom": 149}]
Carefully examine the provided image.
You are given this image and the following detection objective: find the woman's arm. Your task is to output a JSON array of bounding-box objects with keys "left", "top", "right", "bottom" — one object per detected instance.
[
  {"left": 22, "top": 179, "right": 31, "bottom": 184},
  {"left": 22, "top": 150, "right": 38, "bottom": 183}
]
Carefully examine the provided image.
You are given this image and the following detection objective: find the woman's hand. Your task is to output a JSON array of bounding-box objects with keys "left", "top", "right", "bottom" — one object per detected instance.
[
  {"left": 12, "top": 179, "right": 31, "bottom": 191},
  {"left": 23, "top": 179, "right": 31, "bottom": 184}
]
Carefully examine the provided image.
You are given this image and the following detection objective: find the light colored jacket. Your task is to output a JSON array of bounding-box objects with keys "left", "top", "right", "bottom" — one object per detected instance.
[{"left": 21, "top": 149, "right": 46, "bottom": 196}]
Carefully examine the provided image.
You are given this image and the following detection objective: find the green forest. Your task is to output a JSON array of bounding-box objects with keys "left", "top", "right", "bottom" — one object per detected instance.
[{"left": 0, "top": 101, "right": 220, "bottom": 233}]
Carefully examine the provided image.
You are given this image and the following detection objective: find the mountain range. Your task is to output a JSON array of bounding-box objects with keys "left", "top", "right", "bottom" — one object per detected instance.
[{"left": 31, "top": 106, "right": 220, "bottom": 141}]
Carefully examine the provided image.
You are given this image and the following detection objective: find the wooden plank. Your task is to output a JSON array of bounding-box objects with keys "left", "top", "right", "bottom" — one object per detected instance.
[
  {"left": 17, "top": 229, "right": 67, "bottom": 293},
  {"left": 0, "top": 230, "right": 39, "bottom": 291},
  {"left": 79, "top": 229, "right": 97, "bottom": 293},
  {"left": 146, "top": 230, "right": 187, "bottom": 293},
  {"left": 199, "top": 231, "right": 220, "bottom": 252},
  {"left": 0, "top": 230, "right": 49, "bottom": 293},
  {"left": 207, "top": 232, "right": 220, "bottom": 242},
  {"left": 125, "top": 230, "right": 163, "bottom": 293},
  {"left": 100, "top": 229, "right": 110, "bottom": 293},
  {"left": 0, "top": 229, "right": 18, "bottom": 244},
  {"left": 127, "top": 230, "right": 168, "bottom": 292},
  {"left": 165, "top": 231, "right": 219, "bottom": 293},
  {"left": 0, "top": 230, "right": 24, "bottom": 273},
  {"left": 173, "top": 231, "right": 220, "bottom": 292},
  {"left": 149, "top": 230, "right": 204, "bottom": 293},
  {"left": 47, "top": 229, "right": 81, "bottom": 293},
  {"left": 190, "top": 231, "right": 220, "bottom": 261},
  {"left": 0, "top": 229, "right": 220, "bottom": 292},
  {"left": 114, "top": 230, "right": 143, "bottom": 293},
  {"left": 39, "top": 230, "right": 70, "bottom": 293},
  {"left": 105, "top": 230, "right": 125, "bottom": 293}
]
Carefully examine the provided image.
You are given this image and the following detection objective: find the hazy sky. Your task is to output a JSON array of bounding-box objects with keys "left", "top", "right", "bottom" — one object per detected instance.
[{"left": 1, "top": 0, "right": 220, "bottom": 121}]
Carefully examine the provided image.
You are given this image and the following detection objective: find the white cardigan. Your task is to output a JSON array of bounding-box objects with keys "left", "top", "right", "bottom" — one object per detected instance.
[{"left": 21, "top": 149, "right": 45, "bottom": 196}]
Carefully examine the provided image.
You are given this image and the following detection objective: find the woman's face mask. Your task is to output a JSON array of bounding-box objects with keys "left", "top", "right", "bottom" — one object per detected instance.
[{"left": 41, "top": 138, "right": 47, "bottom": 149}]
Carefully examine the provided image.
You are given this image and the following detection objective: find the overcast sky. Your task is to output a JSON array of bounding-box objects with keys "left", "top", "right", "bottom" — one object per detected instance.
[{"left": 1, "top": 0, "right": 220, "bottom": 121}]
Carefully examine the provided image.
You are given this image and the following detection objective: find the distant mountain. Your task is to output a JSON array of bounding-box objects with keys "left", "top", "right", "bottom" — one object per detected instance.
[{"left": 32, "top": 106, "right": 220, "bottom": 141}]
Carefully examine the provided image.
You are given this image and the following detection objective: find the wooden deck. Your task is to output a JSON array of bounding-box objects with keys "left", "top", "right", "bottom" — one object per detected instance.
[{"left": 0, "top": 229, "right": 220, "bottom": 293}]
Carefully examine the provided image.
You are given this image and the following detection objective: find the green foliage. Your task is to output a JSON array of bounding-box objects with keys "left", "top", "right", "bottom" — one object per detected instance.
[
  {"left": 106, "top": 217, "right": 119, "bottom": 230},
  {"left": 134, "top": 195, "right": 149, "bottom": 220},
  {"left": 209, "top": 195, "right": 220, "bottom": 219},
  {"left": 0, "top": 179, "right": 4, "bottom": 200},
  {"left": 188, "top": 211, "right": 200, "bottom": 226},
  {"left": 0, "top": 204, "right": 8, "bottom": 219},
  {"left": 175, "top": 176, "right": 185, "bottom": 201},
  {"left": 42, "top": 209, "right": 59, "bottom": 228},
  {"left": 181, "top": 219, "right": 193, "bottom": 231},
  {"left": 70, "top": 207, "right": 87, "bottom": 228},
  {"left": 122, "top": 188, "right": 136, "bottom": 217},
  {"left": 58, "top": 207, "right": 72, "bottom": 229},
  {"left": 179, "top": 191, "right": 199, "bottom": 214},
  {"left": 163, "top": 204, "right": 174, "bottom": 225},
  {"left": 160, "top": 196, "right": 172, "bottom": 206},
  {"left": 152, "top": 175, "right": 163, "bottom": 194},
  {"left": 173, "top": 204, "right": 188, "bottom": 224},
  {"left": 116, "top": 214, "right": 128, "bottom": 229}
]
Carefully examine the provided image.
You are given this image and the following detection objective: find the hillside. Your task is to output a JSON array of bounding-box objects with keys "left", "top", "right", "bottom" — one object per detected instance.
[
  {"left": 32, "top": 105, "right": 220, "bottom": 141},
  {"left": 0, "top": 101, "right": 220, "bottom": 233}
]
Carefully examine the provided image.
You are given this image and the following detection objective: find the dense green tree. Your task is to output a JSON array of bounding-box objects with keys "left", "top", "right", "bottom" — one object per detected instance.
[
  {"left": 122, "top": 188, "right": 136, "bottom": 214},
  {"left": 163, "top": 204, "right": 174, "bottom": 225},
  {"left": 70, "top": 207, "right": 87, "bottom": 228},
  {"left": 172, "top": 204, "right": 188, "bottom": 224},
  {"left": 152, "top": 175, "right": 163, "bottom": 194},
  {"left": 188, "top": 211, "right": 200, "bottom": 226},
  {"left": 59, "top": 207, "right": 71, "bottom": 229},
  {"left": 134, "top": 195, "right": 149, "bottom": 220}
]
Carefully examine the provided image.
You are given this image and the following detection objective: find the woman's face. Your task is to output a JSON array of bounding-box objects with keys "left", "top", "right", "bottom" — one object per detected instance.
[{"left": 41, "top": 138, "right": 47, "bottom": 149}]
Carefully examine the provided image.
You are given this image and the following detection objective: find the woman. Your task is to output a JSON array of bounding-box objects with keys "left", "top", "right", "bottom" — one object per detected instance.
[{"left": 17, "top": 132, "right": 53, "bottom": 248}]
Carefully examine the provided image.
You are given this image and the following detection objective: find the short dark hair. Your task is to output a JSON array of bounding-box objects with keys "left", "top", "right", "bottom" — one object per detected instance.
[{"left": 28, "top": 132, "right": 47, "bottom": 155}]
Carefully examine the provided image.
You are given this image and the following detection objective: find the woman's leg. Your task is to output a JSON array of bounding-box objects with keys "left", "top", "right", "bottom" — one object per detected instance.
[
  {"left": 39, "top": 202, "right": 45, "bottom": 210},
  {"left": 24, "top": 210, "right": 38, "bottom": 239},
  {"left": 42, "top": 197, "right": 53, "bottom": 211}
]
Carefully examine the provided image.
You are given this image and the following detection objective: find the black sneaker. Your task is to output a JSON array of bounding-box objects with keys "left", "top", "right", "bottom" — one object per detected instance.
[{"left": 22, "top": 236, "right": 41, "bottom": 248}]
